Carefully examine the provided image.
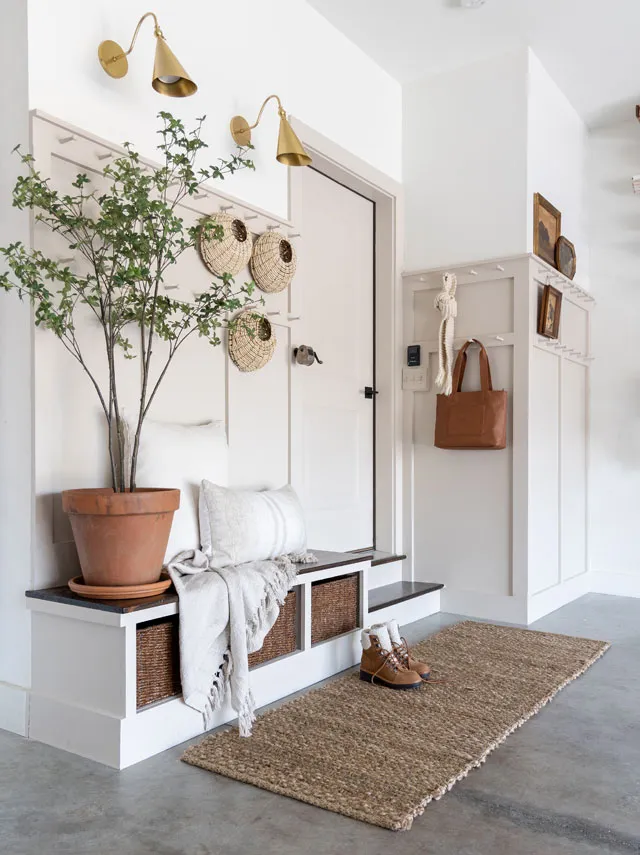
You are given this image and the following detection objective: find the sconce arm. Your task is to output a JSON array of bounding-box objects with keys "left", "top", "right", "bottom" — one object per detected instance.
[
  {"left": 248, "top": 94, "right": 286, "bottom": 131},
  {"left": 103, "top": 11, "right": 162, "bottom": 66},
  {"left": 124, "top": 12, "right": 163, "bottom": 55}
]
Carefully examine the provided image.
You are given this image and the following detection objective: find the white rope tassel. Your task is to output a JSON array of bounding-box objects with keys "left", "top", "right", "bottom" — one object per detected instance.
[{"left": 434, "top": 272, "right": 458, "bottom": 395}]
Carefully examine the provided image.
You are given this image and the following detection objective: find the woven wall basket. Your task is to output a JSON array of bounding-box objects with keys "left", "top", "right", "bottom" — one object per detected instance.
[
  {"left": 251, "top": 231, "right": 297, "bottom": 293},
  {"left": 228, "top": 311, "right": 277, "bottom": 372},
  {"left": 198, "top": 213, "right": 253, "bottom": 278}
]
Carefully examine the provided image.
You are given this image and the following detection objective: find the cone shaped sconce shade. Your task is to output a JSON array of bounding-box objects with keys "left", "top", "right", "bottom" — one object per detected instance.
[
  {"left": 277, "top": 115, "right": 312, "bottom": 167},
  {"left": 230, "top": 94, "right": 312, "bottom": 167},
  {"left": 98, "top": 12, "right": 196, "bottom": 97},
  {"left": 152, "top": 36, "right": 197, "bottom": 97}
]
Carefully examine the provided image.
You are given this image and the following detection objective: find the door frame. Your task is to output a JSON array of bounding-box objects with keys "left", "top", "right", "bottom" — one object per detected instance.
[{"left": 289, "top": 118, "right": 404, "bottom": 556}]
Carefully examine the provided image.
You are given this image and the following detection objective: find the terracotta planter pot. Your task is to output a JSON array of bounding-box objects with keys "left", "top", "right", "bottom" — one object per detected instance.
[{"left": 62, "top": 488, "right": 181, "bottom": 587}]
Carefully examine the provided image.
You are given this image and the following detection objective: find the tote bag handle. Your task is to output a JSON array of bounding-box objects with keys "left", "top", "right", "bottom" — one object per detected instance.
[{"left": 451, "top": 339, "right": 493, "bottom": 393}]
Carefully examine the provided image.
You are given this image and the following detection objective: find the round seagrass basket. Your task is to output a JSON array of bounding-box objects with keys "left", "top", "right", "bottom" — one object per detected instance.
[
  {"left": 198, "top": 213, "right": 253, "bottom": 277},
  {"left": 251, "top": 231, "right": 297, "bottom": 293},
  {"left": 228, "top": 310, "right": 277, "bottom": 372}
]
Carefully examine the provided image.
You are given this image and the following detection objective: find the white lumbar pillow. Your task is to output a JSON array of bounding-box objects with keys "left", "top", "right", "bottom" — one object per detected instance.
[
  {"left": 199, "top": 480, "right": 307, "bottom": 568},
  {"left": 122, "top": 417, "right": 228, "bottom": 563}
]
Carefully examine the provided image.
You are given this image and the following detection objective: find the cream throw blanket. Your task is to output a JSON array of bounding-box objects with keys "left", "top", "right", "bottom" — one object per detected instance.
[{"left": 168, "top": 550, "right": 311, "bottom": 737}]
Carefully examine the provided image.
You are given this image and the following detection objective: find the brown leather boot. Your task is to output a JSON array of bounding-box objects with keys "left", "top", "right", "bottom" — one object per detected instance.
[
  {"left": 359, "top": 625, "right": 422, "bottom": 690},
  {"left": 383, "top": 619, "right": 432, "bottom": 680}
]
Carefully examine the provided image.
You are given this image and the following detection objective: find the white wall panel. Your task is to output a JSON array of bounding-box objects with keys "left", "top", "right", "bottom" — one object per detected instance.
[
  {"left": 413, "top": 277, "right": 514, "bottom": 343},
  {"left": 413, "top": 346, "right": 514, "bottom": 596},
  {"left": 561, "top": 360, "right": 587, "bottom": 581},
  {"left": 405, "top": 255, "right": 591, "bottom": 622},
  {"left": 227, "top": 323, "right": 290, "bottom": 491},
  {"left": 529, "top": 347, "right": 560, "bottom": 594}
]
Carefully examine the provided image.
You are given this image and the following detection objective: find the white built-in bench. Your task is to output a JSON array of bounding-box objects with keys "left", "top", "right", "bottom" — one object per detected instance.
[{"left": 26, "top": 550, "right": 442, "bottom": 769}]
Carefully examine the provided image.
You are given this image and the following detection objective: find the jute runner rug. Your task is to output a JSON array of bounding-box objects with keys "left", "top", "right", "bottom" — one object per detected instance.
[{"left": 182, "top": 620, "right": 609, "bottom": 831}]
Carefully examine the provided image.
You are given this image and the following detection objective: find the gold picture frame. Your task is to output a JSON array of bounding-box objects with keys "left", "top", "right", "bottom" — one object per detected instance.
[{"left": 533, "top": 193, "right": 561, "bottom": 268}]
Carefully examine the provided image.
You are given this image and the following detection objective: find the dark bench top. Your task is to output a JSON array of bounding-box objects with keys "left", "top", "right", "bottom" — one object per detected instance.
[
  {"left": 368, "top": 581, "right": 444, "bottom": 612},
  {"left": 25, "top": 549, "right": 374, "bottom": 615}
]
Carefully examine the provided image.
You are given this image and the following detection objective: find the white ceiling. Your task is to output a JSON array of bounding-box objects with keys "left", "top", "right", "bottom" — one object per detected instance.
[{"left": 307, "top": 0, "right": 640, "bottom": 127}]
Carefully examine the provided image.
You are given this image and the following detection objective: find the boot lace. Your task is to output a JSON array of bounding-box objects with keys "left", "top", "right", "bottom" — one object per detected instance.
[
  {"left": 392, "top": 637, "right": 411, "bottom": 668},
  {"left": 370, "top": 641, "right": 409, "bottom": 684}
]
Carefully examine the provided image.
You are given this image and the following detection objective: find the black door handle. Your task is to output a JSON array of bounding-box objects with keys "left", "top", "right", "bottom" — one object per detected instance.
[{"left": 364, "top": 386, "right": 378, "bottom": 399}]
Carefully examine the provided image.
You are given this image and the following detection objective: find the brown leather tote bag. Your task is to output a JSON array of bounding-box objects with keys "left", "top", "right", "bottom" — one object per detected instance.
[{"left": 434, "top": 339, "right": 507, "bottom": 450}]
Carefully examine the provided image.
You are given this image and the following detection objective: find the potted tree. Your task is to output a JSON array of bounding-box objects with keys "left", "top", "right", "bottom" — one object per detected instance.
[{"left": 0, "top": 112, "right": 255, "bottom": 589}]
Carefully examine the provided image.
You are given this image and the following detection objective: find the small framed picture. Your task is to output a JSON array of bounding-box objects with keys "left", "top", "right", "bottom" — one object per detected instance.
[
  {"left": 538, "top": 284, "right": 562, "bottom": 339},
  {"left": 555, "top": 235, "right": 576, "bottom": 280},
  {"left": 533, "top": 193, "right": 562, "bottom": 267}
]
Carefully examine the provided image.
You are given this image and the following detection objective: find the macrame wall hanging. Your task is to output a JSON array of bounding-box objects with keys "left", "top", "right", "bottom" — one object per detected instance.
[
  {"left": 251, "top": 231, "right": 297, "bottom": 293},
  {"left": 434, "top": 272, "right": 458, "bottom": 396},
  {"left": 228, "top": 310, "right": 277, "bottom": 372},
  {"left": 198, "top": 213, "right": 253, "bottom": 277}
]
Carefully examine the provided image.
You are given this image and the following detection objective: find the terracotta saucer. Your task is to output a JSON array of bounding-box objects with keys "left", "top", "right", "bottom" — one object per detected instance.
[{"left": 68, "top": 571, "right": 172, "bottom": 600}]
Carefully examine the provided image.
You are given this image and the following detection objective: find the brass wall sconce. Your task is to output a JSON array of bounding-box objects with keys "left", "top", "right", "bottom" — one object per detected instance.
[
  {"left": 230, "top": 95, "right": 312, "bottom": 167},
  {"left": 98, "top": 12, "right": 197, "bottom": 97}
]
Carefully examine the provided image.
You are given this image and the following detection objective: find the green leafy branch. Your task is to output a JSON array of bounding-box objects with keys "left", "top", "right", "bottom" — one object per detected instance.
[{"left": 0, "top": 112, "right": 257, "bottom": 491}]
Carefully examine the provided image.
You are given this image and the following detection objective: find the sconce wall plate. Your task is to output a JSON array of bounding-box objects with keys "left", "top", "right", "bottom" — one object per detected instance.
[
  {"left": 98, "top": 40, "right": 129, "bottom": 79},
  {"left": 229, "top": 116, "right": 252, "bottom": 148}
]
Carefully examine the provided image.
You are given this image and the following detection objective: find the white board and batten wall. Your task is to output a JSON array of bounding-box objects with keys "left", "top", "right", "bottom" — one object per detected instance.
[
  {"left": 31, "top": 111, "right": 401, "bottom": 586},
  {"left": 22, "top": 111, "right": 419, "bottom": 767},
  {"left": 403, "top": 254, "right": 594, "bottom": 624}
]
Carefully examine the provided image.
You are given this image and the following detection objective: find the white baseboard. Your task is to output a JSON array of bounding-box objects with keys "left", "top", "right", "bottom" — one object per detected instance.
[
  {"left": 29, "top": 695, "right": 122, "bottom": 766},
  {"left": 440, "top": 589, "right": 527, "bottom": 624},
  {"left": 0, "top": 683, "right": 28, "bottom": 736},
  {"left": 589, "top": 571, "right": 640, "bottom": 599},
  {"left": 527, "top": 573, "right": 591, "bottom": 623}
]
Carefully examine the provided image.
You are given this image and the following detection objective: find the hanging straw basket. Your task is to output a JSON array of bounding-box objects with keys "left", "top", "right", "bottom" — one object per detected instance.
[
  {"left": 251, "top": 231, "right": 297, "bottom": 293},
  {"left": 198, "top": 213, "right": 253, "bottom": 277},
  {"left": 228, "top": 310, "right": 277, "bottom": 372}
]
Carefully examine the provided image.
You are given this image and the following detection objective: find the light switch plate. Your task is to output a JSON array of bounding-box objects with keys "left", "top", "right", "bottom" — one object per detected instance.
[{"left": 402, "top": 365, "right": 429, "bottom": 392}]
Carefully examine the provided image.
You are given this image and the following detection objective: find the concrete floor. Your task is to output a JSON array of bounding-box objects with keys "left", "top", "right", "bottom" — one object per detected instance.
[{"left": 2, "top": 593, "right": 639, "bottom": 854}]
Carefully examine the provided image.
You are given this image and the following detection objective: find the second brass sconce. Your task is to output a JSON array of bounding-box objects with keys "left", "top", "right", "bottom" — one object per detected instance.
[
  {"left": 230, "top": 95, "right": 312, "bottom": 167},
  {"left": 98, "top": 12, "right": 197, "bottom": 97}
]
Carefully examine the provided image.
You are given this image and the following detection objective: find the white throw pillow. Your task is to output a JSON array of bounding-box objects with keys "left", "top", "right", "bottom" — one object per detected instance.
[
  {"left": 199, "top": 481, "right": 307, "bottom": 568},
  {"left": 122, "top": 417, "right": 228, "bottom": 563}
]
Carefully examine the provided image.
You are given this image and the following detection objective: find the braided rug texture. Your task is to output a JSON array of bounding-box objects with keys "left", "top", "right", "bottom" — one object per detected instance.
[{"left": 182, "top": 620, "right": 609, "bottom": 831}]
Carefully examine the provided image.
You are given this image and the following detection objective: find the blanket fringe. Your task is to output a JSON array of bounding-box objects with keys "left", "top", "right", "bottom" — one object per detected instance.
[{"left": 201, "top": 552, "right": 315, "bottom": 734}]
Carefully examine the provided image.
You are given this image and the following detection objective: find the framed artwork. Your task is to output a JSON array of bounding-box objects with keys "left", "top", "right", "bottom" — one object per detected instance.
[
  {"left": 538, "top": 284, "right": 563, "bottom": 339},
  {"left": 555, "top": 235, "right": 576, "bottom": 280},
  {"left": 533, "top": 193, "right": 561, "bottom": 267}
]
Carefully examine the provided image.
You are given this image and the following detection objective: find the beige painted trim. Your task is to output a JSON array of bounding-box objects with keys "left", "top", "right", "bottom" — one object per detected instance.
[{"left": 289, "top": 118, "right": 405, "bottom": 561}]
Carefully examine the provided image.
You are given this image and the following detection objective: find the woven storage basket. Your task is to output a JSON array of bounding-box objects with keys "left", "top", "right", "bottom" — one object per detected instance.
[
  {"left": 198, "top": 213, "right": 253, "bottom": 277},
  {"left": 228, "top": 310, "right": 276, "bottom": 372},
  {"left": 136, "top": 617, "right": 181, "bottom": 709},
  {"left": 251, "top": 231, "right": 297, "bottom": 293},
  {"left": 311, "top": 573, "right": 359, "bottom": 644},
  {"left": 248, "top": 588, "right": 299, "bottom": 668}
]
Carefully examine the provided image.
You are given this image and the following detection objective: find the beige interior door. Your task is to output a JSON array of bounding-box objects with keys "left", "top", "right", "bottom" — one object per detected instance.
[{"left": 291, "top": 167, "right": 375, "bottom": 551}]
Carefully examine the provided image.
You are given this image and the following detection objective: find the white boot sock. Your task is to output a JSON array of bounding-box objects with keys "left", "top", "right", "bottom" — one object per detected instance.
[
  {"left": 367, "top": 624, "right": 393, "bottom": 652},
  {"left": 386, "top": 619, "right": 403, "bottom": 647},
  {"left": 360, "top": 628, "right": 372, "bottom": 649}
]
